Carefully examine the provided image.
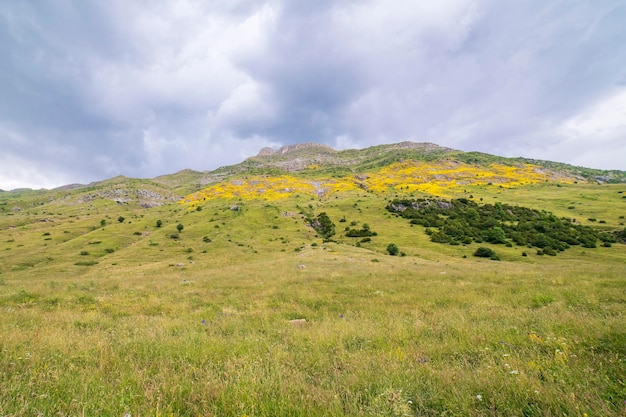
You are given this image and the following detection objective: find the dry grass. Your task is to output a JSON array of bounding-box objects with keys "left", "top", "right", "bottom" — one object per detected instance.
[{"left": 1, "top": 182, "right": 625, "bottom": 416}]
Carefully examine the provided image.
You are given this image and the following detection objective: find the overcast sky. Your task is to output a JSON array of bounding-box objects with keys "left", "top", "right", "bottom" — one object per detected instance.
[{"left": 1, "top": 1, "right": 625, "bottom": 190}]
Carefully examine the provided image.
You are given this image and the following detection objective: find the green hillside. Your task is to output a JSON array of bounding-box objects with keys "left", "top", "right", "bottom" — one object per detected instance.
[{"left": 1, "top": 142, "right": 625, "bottom": 416}]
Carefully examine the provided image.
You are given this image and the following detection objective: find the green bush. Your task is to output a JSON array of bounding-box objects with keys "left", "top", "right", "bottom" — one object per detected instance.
[
  {"left": 387, "top": 243, "right": 399, "bottom": 256},
  {"left": 473, "top": 247, "right": 498, "bottom": 260},
  {"left": 74, "top": 261, "right": 98, "bottom": 266},
  {"left": 543, "top": 247, "right": 557, "bottom": 256},
  {"left": 346, "top": 223, "right": 376, "bottom": 237}
]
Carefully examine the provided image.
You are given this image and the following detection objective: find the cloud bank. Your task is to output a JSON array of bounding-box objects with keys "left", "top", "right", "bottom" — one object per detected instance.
[{"left": 1, "top": 0, "right": 625, "bottom": 189}]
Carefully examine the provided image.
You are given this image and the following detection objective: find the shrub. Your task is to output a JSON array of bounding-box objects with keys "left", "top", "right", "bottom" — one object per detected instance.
[
  {"left": 430, "top": 232, "right": 451, "bottom": 243},
  {"left": 156, "top": 220, "right": 163, "bottom": 228},
  {"left": 485, "top": 226, "right": 506, "bottom": 244},
  {"left": 177, "top": 223, "right": 184, "bottom": 233},
  {"left": 543, "top": 247, "right": 557, "bottom": 256},
  {"left": 117, "top": 216, "right": 125, "bottom": 223},
  {"left": 346, "top": 223, "right": 376, "bottom": 237},
  {"left": 473, "top": 247, "right": 499, "bottom": 260},
  {"left": 74, "top": 261, "right": 97, "bottom": 266},
  {"left": 387, "top": 243, "right": 399, "bottom": 256}
]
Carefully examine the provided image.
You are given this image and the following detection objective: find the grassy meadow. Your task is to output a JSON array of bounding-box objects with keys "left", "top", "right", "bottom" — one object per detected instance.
[{"left": 1, "top": 180, "right": 625, "bottom": 416}]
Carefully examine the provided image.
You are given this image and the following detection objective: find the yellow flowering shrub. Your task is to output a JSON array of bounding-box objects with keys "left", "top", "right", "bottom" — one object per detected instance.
[
  {"left": 182, "top": 160, "right": 574, "bottom": 206},
  {"left": 182, "top": 175, "right": 358, "bottom": 207}
]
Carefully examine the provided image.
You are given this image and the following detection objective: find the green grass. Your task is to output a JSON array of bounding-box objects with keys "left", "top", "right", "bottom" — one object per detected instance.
[{"left": 0, "top": 181, "right": 625, "bottom": 416}]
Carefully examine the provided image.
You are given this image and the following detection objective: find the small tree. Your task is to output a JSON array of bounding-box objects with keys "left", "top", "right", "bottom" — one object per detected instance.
[
  {"left": 156, "top": 220, "right": 163, "bottom": 228},
  {"left": 176, "top": 223, "right": 184, "bottom": 233},
  {"left": 117, "top": 216, "right": 125, "bottom": 223},
  {"left": 100, "top": 219, "right": 106, "bottom": 227},
  {"left": 387, "top": 243, "right": 399, "bottom": 256}
]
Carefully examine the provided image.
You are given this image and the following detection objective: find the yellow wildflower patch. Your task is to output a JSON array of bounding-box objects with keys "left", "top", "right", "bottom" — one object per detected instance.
[
  {"left": 182, "top": 160, "right": 574, "bottom": 206},
  {"left": 182, "top": 175, "right": 358, "bottom": 207}
]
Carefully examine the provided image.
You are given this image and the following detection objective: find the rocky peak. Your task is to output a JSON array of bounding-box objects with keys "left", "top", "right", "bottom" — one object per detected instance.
[
  {"left": 257, "top": 147, "right": 276, "bottom": 157},
  {"left": 393, "top": 141, "right": 455, "bottom": 152},
  {"left": 256, "top": 143, "right": 335, "bottom": 157}
]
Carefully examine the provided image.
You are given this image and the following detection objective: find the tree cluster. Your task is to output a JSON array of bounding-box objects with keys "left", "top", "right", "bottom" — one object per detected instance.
[
  {"left": 387, "top": 198, "right": 616, "bottom": 255},
  {"left": 309, "top": 212, "right": 336, "bottom": 240}
]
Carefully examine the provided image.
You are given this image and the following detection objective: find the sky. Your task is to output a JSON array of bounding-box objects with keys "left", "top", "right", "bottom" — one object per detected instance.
[{"left": 1, "top": 1, "right": 625, "bottom": 190}]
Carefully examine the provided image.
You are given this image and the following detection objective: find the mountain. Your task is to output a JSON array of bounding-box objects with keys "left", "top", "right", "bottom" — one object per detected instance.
[
  {"left": 3, "top": 142, "right": 625, "bottom": 198},
  {"left": 209, "top": 141, "right": 626, "bottom": 183},
  {"left": 2, "top": 140, "right": 624, "bottom": 258},
  {"left": 1, "top": 141, "right": 625, "bottom": 213}
]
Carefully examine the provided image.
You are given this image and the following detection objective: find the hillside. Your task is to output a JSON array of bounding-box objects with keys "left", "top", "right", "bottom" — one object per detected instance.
[
  {"left": 2, "top": 140, "right": 625, "bottom": 278},
  {"left": 1, "top": 142, "right": 625, "bottom": 416}
]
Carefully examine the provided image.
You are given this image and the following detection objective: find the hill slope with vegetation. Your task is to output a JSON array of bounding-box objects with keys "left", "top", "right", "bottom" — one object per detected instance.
[{"left": 1, "top": 142, "right": 625, "bottom": 416}]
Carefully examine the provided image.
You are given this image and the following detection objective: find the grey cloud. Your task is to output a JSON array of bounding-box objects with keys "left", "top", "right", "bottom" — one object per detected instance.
[{"left": 1, "top": 0, "right": 625, "bottom": 189}]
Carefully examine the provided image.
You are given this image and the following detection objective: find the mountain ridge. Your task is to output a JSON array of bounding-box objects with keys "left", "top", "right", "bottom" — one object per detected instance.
[{"left": 1, "top": 141, "right": 625, "bottom": 194}]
